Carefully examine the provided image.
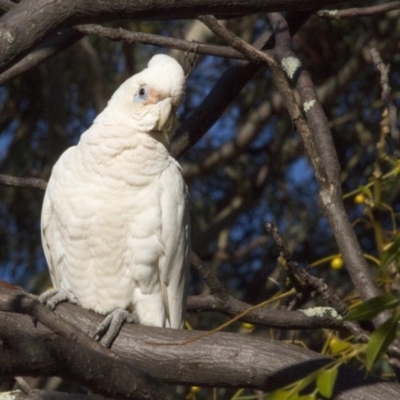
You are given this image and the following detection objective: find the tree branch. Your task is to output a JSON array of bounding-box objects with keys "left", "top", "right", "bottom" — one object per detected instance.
[
  {"left": 187, "top": 294, "right": 343, "bottom": 329},
  {"left": 0, "top": 29, "right": 83, "bottom": 86},
  {"left": 370, "top": 47, "right": 399, "bottom": 144},
  {"left": 266, "top": 13, "right": 386, "bottom": 310},
  {"left": 198, "top": 13, "right": 388, "bottom": 332},
  {"left": 171, "top": 28, "right": 273, "bottom": 158},
  {"left": 0, "top": 174, "right": 47, "bottom": 191},
  {"left": 189, "top": 250, "right": 344, "bottom": 329},
  {"left": 266, "top": 222, "right": 349, "bottom": 316},
  {"left": 0, "top": 0, "right": 372, "bottom": 74},
  {"left": 74, "top": 24, "right": 246, "bottom": 61},
  {"left": 0, "top": 284, "right": 183, "bottom": 400},
  {"left": 318, "top": 1, "right": 400, "bottom": 19},
  {"left": 1, "top": 285, "right": 400, "bottom": 399}
]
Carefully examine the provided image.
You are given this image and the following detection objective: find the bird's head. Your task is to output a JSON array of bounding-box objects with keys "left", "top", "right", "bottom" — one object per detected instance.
[{"left": 99, "top": 54, "right": 185, "bottom": 147}]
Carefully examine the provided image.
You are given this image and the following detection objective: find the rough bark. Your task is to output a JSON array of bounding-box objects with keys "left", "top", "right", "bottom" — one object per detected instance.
[
  {"left": 0, "top": 286, "right": 400, "bottom": 399},
  {"left": 0, "top": 0, "right": 378, "bottom": 73}
]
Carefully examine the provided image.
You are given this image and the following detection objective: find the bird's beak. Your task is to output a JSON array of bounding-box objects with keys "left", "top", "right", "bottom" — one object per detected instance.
[{"left": 156, "top": 98, "right": 173, "bottom": 131}]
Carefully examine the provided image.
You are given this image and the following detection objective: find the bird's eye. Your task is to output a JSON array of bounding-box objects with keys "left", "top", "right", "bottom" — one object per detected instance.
[{"left": 134, "top": 85, "right": 149, "bottom": 103}]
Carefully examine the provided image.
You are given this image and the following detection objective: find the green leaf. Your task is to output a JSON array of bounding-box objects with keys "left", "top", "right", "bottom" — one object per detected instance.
[
  {"left": 345, "top": 293, "right": 399, "bottom": 321},
  {"left": 366, "top": 310, "right": 400, "bottom": 371},
  {"left": 316, "top": 367, "right": 338, "bottom": 398},
  {"left": 358, "top": 185, "right": 372, "bottom": 198},
  {"left": 329, "top": 339, "right": 351, "bottom": 354},
  {"left": 380, "top": 232, "right": 400, "bottom": 269},
  {"left": 297, "top": 396, "right": 315, "bottom": 400},
  {"left": 358, "top": 185, "right": 373, "bottom": 200}
]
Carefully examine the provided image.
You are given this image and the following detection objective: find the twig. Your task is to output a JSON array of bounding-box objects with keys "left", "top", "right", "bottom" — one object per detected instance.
[
  {"left": 266, "top": 222, "right": 349, "bottom": 316},
  {"left": 318, "top": 2, "right": 400, "bottom": 19},
  {"left": 0, "top": 174, "right": 47, "bottom": 191},
  {"left": 189, "top": 252, "right": 343, "bottom": 329},
  {"left": 14, "top": 377, "right": 33, "bottom": 395},
  {"left": 190, "top": 250, "right": 228, "bottom": 297},
  {"left": 156, "top": 289, "right": 297, "bottom": 346},
  {"left": 75, "top": 24, "right": 247, "bottom": 60},
  {"left": 266, "top": 222, "right": 400, "bottom": 365},
  {"left": 198, "top": 15, "right": 273, "bottom": 64},
  {"left": 370, "top": 48, "right": 400, "bottom": 144}
]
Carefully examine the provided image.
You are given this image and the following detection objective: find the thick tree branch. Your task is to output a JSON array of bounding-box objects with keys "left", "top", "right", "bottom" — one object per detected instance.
[
  {"left": 0, "top": 0, "right": 85, "bottom": 85},
  {"left": 1, "top": 286, "right": 400, "bottom": 399},
  {"left": 0, "top": 29, "right": 83, "bottom": 86},
  {"left": 0, "top": 285, "right": 183, "bottom": 400},
  {"left": 0, "top": 0, "right": 13, "bottom": 13},
  {"left": 198, "top": 13, "right": 387, "bottom": 331},
  {"left": 0, "top": 0, "right": 372, "bottom": 74},
  {"left": 266, "top": 13, "right": 386, "bottom": 310}
]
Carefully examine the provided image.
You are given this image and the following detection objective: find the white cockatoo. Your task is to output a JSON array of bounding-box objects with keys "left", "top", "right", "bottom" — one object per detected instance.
[{"left": 40, "top": 54, "right": 190, "bottom": 345}]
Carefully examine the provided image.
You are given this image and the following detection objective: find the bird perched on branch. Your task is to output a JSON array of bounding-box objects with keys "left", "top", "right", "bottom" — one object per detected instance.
[{"left": 40, "top": 54, "right": 190, "bottom": 346}]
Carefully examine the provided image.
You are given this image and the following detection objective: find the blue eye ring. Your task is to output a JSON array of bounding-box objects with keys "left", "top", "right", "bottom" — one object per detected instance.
[{"left": 134, "top": 85, "right": 149, "bottom": 102}]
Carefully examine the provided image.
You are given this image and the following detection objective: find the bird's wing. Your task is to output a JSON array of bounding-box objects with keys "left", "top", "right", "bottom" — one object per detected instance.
[
  {"left": 41, "top": 148, "right": 75, "bottom": 289},
  {"left": 41, "top": 183, "right": 58, "bottom": 287},
  {"left": 159, "top": 158, "right": 190, "bottom": 329}
]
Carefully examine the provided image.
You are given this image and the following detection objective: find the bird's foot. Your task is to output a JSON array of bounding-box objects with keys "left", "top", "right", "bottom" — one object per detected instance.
[
  {"left": 94, "top": 308, "right": 138, "bottom": 348},
  {"left": 39, "top": 288, "right": 80, "bottom": 310}
]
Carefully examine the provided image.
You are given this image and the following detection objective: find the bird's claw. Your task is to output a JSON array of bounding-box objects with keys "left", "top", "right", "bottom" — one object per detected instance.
[
  {"left": 39, "top": 288, "right": 80, "bottom": 310},
  {"left": 94, "top": 308, "right": 138, "bottom": 348}
]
